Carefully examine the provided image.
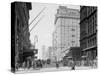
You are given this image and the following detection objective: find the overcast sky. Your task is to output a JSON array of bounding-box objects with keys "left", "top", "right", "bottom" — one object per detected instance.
[{"left": 29, "top": 2, "right": 80, "bottom": 59}]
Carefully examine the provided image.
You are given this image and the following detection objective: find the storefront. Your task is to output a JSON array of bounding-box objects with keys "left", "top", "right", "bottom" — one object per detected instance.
[
  {"left": 81, "top": 46, "right": 97, "bottom": 66},
  {"left": 82, "top": 46, "right": 97, "bottom": 60}
]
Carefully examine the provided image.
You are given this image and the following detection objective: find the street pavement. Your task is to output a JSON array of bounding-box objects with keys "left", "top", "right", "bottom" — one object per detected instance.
[{"left": 16, "top": 63, "right": 96, "bottom": 73}]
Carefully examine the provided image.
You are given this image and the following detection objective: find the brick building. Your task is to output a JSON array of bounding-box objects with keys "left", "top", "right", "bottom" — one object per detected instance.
[{"left": 80, "top": 6, "right": 97, "bottom": 61}]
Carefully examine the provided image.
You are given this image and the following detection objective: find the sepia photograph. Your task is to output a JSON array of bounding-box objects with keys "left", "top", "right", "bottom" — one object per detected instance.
[{"left": 11, "top": 1, "right": 97, "bottom": 73}]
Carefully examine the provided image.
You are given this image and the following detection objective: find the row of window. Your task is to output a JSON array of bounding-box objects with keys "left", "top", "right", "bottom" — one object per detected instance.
[
  {"left": 88, "top": 36, "right": 97, "bottom": 47},
  {"left": 80, "top": 7, "right": 87, "bottom": 21},
  {"left": 80, "top": 11, "right": 97, "bottom": 40},
  {"left": 55, "top": 41, "right": 79, "bottom": 47},
  {"left": 81, "top": 36, "right": 97, "bottom": 49},
  {"left": 80, "top": 6, "right": 97, "bottom": 22},
  {"left": 80, "top": 19, "right": 88, "bottom": 40},
  {"left": 88, "top": 12, "right": 97, "bottom": 36},
  {"left": 80, "top": 40, "right": 87, "bottom": 49},
  {"left": 87, "top": 6, "right": 97, "bottom": 17}
]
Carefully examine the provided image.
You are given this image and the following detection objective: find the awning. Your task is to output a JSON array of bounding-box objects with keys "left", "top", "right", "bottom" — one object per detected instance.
[
  {"left": 67, "top": 56, "right": 72, "bottom": 59},
  {"left": 23, "top": 50, "right": 34, "bottom": 57},
  {"left": 82, "top": 45, "right": 97, "bottom": 51},
  {"left": 81, "top": 55, "right": 87, "bottom": 58}
]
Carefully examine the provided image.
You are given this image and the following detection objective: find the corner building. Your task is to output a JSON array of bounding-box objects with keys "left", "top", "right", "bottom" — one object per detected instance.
[{"left": 53, "top": 6, "right": 80, "bottom": 61}]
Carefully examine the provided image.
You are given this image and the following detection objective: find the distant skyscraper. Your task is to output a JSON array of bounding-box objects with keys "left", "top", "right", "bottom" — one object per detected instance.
[
  {"left": 42, "top": 45, "right": 46, "bottom": 60},
  {"left": 47, "top": 46, "right": 54, "bottom": 61},
  {"left": 53, "top": 6, "right": 80, "bottom": 61}
]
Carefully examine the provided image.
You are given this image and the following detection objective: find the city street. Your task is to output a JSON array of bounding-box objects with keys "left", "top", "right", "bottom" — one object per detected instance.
[
  {"left": 16, "top": 63, "right": 96, "bottom": 73},
  {"left": 11, "top": 2, "right": 97, "bottom": 73}
]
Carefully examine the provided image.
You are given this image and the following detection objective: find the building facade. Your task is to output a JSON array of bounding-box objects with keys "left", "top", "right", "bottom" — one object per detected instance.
[
  {"left": 47, "top": 46, "right": 55, "bottom": 62},
  {"left": 80, "top": 6, "right": 97, "bottom": 61},
  {"left": 53, "top": 6, "right": 80, "bottom": 61},
  {"left": 11, "top": 2, "right": 32, "bottom": 70},
  {"left": 42, "top": 45, "right": 46, "bottom": 60}
]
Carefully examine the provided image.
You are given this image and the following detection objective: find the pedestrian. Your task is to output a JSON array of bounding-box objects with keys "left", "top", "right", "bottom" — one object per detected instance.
[
  {"left": 71, "top": 61, "right": 75, "bottom": 70},
  {"left": 56, "top": 62, "right": 59, "bottom": 68},
  {"left": 15, "top": 63, "right": 19, "bottom": 71}
]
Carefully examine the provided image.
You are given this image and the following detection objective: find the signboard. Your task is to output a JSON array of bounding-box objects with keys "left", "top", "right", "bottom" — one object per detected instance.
[{"left": 33, "top": 49, "right": 38, "bottom": 54}]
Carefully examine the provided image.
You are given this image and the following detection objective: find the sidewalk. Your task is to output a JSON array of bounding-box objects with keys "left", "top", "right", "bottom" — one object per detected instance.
[{"left": 16, "top": 66, "right": 96, "bottom": 73}]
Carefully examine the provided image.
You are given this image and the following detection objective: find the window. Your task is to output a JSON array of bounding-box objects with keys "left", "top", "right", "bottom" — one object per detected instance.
[
  {"left": 88, "top": 40, "right": 90, "bottom": 47},
  {"left": 71, "top": 41, "right": 75, "bottom": 43},
  {"left": 71, "top": 28, "right": 75, "bottom": 31},
  {"left": 72, "top": 35, "right": 75, "bottom": 37},
  {"left": 93, "top": 38, "right": 95, "bottom": 45}
]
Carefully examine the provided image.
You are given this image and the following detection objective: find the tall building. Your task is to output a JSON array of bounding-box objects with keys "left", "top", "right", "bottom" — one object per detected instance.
[
  {"left": 11, "top": 2, "right": 32, "bottom": 71},
  {"left": 47, "top": 46, "right": 55, "bottom": 62},
  {"left": 53, "top": 6, "right": 80, "bottom": 61},
  {"left": 80, "top": 6, "right": 97, "bottom": 61},
  {"left": 42, "top": 45, "right": 46, "bottom": 60},
  {"left": 52, "top": 31, "right": 57, "bottom": 60}
]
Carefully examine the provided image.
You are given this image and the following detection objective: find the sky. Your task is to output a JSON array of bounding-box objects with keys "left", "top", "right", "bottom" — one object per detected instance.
[{"left": 29, "top": 2, "right": 80, "bottom": 59}]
